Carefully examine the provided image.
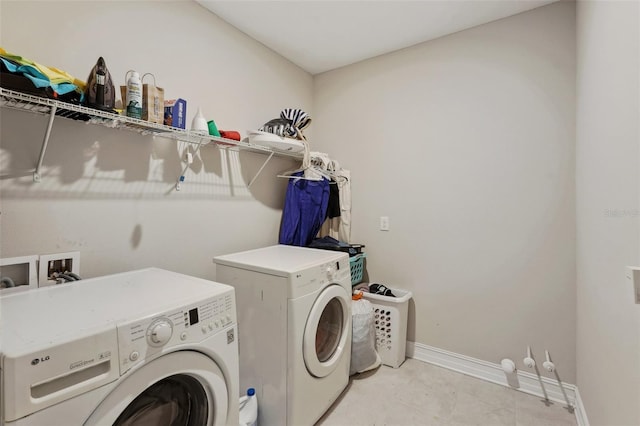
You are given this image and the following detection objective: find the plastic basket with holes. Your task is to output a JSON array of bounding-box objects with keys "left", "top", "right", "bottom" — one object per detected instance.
[
  {"left": 361, "top": 288, "right": 413, "bottom": 368},
  {"left": 349, "top": 253, "right": 366, "bottom": 285}
]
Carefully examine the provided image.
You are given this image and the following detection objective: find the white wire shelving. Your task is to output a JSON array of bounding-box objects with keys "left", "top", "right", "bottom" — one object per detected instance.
[{"left": 0, "top": 87, "right": 301, "bottom": 188}]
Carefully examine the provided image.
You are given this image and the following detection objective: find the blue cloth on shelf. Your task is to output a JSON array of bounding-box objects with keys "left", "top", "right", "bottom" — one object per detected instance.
[{"left": 0, "top": 57, "right": 79, "bottom": 95}]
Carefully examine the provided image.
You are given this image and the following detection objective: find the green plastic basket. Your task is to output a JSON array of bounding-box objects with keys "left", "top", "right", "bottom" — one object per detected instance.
[{"left": 349, "top": 253, "right": 366, "bottom": 285}]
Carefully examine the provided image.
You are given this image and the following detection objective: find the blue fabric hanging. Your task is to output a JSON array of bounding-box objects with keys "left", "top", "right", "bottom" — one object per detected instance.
[{"left": 279, "top": 172, "right": 330, "bottom": 247}]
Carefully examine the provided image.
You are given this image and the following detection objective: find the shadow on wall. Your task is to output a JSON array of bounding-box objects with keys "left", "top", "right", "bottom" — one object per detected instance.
[
  {"left": 0, "top": 108, "right": 297, "bottom": 206},
  {"left": 239, "top": 150, "right": 296, "bottom": 210},
  {"left": 130, "top": 224, "right": 142, "bottom": 249}
]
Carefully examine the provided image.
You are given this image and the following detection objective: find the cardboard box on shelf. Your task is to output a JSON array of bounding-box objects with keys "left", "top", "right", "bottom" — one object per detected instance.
[{"left": 164, "top": 98, "right": 187, "bottom": 129}]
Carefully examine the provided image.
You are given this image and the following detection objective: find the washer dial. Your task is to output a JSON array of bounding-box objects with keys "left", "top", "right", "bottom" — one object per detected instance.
[{"left": 147, "top": 319, "right": 173, "bottom": 347}]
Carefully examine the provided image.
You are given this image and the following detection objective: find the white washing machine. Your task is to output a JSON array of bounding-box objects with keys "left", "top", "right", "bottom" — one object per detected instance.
[
  {"left": 0, "top": 268, "right": 239, "bottom": 426},
  {"left": 214, "top": 245, "right": 352, "bottom": 426}
]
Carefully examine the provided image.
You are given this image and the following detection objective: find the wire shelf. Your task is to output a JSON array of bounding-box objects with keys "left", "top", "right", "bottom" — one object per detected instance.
[
  {"left": 0, "top": 87, "right": 301, "bottom": 187},
  {"left": 0, "top": 87, "right": 301, "bottom": 156}
]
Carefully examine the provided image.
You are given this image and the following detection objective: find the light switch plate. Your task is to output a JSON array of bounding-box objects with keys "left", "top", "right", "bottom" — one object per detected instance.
[{"left": 625, "top": 266, "right": 640, "bottom": 304}]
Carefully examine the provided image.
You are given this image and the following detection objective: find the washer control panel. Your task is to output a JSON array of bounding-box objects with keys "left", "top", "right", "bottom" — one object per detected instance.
[
  {"left": 116, "top": 291, "right": 236, "bottom": 375},
  {"left": 318, "top": 259, "right": 350, "bottom": 284},
  {"left": 289, "top": 256, "right": 350, "bottom": 298}
]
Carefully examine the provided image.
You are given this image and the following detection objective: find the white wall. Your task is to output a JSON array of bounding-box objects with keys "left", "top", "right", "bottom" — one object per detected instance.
[
  {"left": 576, "top": 1, "right": 640, "bottom": 424},
  {"left": 313, "top": 2, "right": 577, "bottom": 382},
  {"left": 0, "top": 1, "right": 312, "bottom": 279}
]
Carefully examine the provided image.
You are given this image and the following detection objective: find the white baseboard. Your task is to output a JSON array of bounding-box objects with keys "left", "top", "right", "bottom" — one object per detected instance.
[
  {"left": 573, "top": 386, "right": 590, "bottom": 426},
  {"left": 407, "top": 341, "right": 589, "bottom": 426}
]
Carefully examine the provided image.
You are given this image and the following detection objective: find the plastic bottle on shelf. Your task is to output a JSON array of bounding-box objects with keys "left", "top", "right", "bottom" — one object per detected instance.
[
  {"left": 239, "top": 387, "right": 258, "bottom": 426},
  {"left": 125, "top": 70, "right": 142, "bottom": 119},
  {"left": 191, "top": 107, "right": 208, "bottom": 134}
]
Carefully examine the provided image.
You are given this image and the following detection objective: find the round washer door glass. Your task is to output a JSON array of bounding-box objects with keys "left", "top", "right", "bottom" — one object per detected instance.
[
  {"left": 85, "top": 351, "right": 229, "bottom": 426},
  {"left": 316, "top": 298, "right": 343, "bottom": 362},
  {"left": 113, "top": 374, "right": 207, "bottom": 425},
  {"left": 303, "top": 284, "right": 350, "bottom": 378}
]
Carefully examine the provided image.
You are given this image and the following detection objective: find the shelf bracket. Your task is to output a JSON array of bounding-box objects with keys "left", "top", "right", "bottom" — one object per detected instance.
[
  {"left": 247, "top": 151, "right": 275, "bottom": 188},
  {"left": 33, "top": 105, "right": 57, "bottom": 182}
]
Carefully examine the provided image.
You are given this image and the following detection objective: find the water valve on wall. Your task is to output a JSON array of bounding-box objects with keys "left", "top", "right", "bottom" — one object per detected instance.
[
  {"left": 543, "top": 350, "right": 555, "bottom": 372},
  {"left": 0, "top": 255, "right": 39, "bottom": 294},
  {"left": 38, "top": 251, "right": 81, "bottom": 287},
  {"left": 500, "top": 358, "right": 516, "bottom": 373},
  {"left": 500, "top": 358, "right": 519, "bottom": 388},
  {"left": 523, "top": 346, "right": 535, "bottom": 368}
]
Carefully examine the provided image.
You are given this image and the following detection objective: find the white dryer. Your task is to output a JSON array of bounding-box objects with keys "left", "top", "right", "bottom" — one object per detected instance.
[
  {"left": 0, "top": 268, "right": 239, "bottom": 426},
  {"left": 214, "top": 245, "right": 352, "bottom": 426}
]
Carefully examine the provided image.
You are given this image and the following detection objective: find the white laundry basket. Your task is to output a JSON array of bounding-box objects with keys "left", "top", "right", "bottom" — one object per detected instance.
[{"left": 362, "top": 288, "right": 412, "bottom": 368}]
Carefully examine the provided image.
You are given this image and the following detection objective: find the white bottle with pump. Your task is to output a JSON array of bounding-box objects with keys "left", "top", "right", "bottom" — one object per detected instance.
[
  {"left": 239, "top": 387, "right": 258, "bottom": 426},
  {"left": 125, "top": 70, "right": 142, "bottom": 119}
]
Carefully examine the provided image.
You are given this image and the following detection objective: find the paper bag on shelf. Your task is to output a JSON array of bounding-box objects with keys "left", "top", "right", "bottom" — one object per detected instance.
[{"left": 141, "top": 73, "right": 165, "bottom": 124}]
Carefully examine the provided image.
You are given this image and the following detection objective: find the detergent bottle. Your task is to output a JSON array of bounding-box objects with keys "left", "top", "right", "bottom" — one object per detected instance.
[
  {"left": 125, "top": 70, "right": 142, "bottom": 119},
  {"left": 239, "top": 387, "right": 258, "bottom": 426}
]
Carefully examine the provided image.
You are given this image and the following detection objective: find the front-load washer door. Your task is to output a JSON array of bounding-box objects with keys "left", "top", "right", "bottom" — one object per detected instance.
[
  {"left": 84, "top": 351, "right": 229, "bottom": 426},
  {"left": 303, "top": 284, "right": 351, "bottom": 378}
]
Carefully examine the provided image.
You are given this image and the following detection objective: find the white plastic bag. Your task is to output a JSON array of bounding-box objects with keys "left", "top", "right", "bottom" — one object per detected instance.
[{"left": 350, "top": 298, "right": 381, "bottom": 375}]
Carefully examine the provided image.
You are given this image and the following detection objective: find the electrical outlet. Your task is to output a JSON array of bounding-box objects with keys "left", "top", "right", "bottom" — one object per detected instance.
[{"left": 38, "top": 251, "right": 81, "bottom": 287}]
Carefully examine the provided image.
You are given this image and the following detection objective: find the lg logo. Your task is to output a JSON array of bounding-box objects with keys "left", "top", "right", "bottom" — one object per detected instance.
[{"left": 31, "top": 356, "right": 50, "bottom": 365}]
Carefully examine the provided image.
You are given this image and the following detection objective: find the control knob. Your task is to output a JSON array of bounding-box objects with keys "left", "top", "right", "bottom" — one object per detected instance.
[
  {"left": 147, "top": 319, "right": 173, "bottom": 347},
  {"left": 325, "top": 264, "right": 337, "bottom": 280}
]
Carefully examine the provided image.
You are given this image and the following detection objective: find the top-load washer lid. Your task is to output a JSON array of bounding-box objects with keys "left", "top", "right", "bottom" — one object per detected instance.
[
  {"left": 0, "top": 268, "right": 235, "bottom": 356},
  {"left": 0, "top": 268, "right": 239, "bottom": 424},
  {"left": 213, "top": 245, "right": 346, "bottom": 277}
]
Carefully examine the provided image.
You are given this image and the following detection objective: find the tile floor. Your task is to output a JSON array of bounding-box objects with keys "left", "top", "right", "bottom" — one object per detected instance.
[{"left": 316, "top": 359, "right": 578, "bottom": 426}]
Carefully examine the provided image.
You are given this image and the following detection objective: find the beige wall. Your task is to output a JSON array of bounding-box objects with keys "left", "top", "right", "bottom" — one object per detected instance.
[
  {"left": 313, "top": 2, "right": 577, "bottom": 382},
  {"left": 576, "top": 1, "right": 640, "bottom": 424},
  {"left": 12, "top": 4, "right": 640, "bottom": 417},
  {"left": 0, "top": 1, "right": 312, "bottom": 278}
]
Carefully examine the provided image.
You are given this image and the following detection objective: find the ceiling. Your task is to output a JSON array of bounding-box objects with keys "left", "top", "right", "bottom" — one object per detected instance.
[{"left": 197, "top": 0, "right": 559, "bottom": 75}]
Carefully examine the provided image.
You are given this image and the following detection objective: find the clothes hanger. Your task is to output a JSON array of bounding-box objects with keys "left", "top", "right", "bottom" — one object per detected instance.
[
  {"left": 276, "top": 136, "right": 345, "bottom": 183},
  {"left": 327, "top": 173, "right": 348, "bottom": 184},
  {"left": 277, "top": 165, "right": 330, "bottom": 181},
  {"left": 277, "top": 138, "right": 330, "bottom": 181},
  {"left": 310, "top": 153, "right": 349, "bottom": 183}
]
